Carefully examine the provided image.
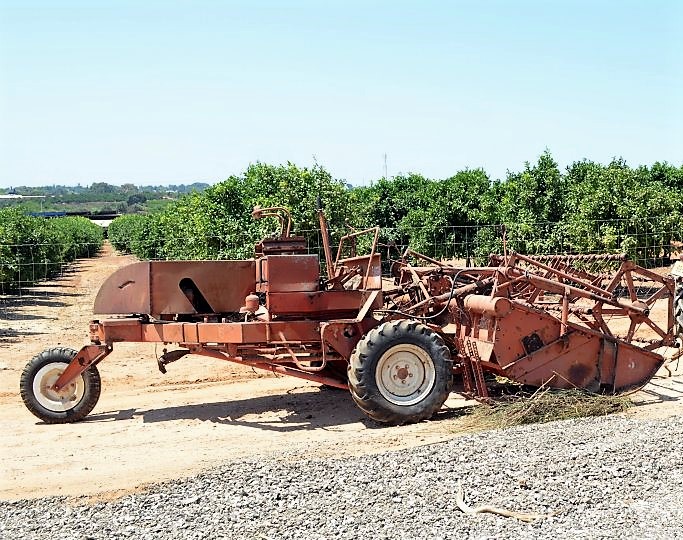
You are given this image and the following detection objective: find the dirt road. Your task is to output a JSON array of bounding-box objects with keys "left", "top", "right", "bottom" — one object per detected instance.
[{"left": 1, "top": 244, "right": 681, "bottom": 501}]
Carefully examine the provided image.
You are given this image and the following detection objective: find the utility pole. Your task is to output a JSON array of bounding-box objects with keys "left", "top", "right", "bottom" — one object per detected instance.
[{"left": 383, "top": 153, "right": 388, "bottom": 179}]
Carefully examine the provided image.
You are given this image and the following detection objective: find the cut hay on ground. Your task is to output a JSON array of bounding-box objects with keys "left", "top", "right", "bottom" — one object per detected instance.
[{"left": 460, "top": 388, "right": 632, "bottom": 431}]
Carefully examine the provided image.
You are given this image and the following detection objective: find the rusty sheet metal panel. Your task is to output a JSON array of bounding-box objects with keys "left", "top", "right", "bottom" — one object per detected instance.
[
  {"left": 492, "top": 302, "right": 664, "bottom": 392},
  {"left": 336, "top": 254, "right": 382, "bottom": 289},
  {"left": 97, "top": 318, "right": 323, "bottom": 345},
  {"left": 503, "top": 330, "right": 602, "bottom": 389},
  {"left": 256, "top": 255, "right": 320, "bottom": 293},
  {"left": 321, "top": 318, "right": 380, "bottom": 359},
  {"left": 149, "top": 261, "right": 255, "bottom": 316},
  {"left": 195, "top": 320, "right": 322, "bottom": 344},
  {"left": 501, "top": 328, "right": 663, "bottom": 393},
  {"left": 610, "top": 342, "right": 664, "bottom": 392},
  {"left": 492, "top": 303, "right": 562, "bottom": 367},
  {"left": 93, "top": 262, "right": 152, "bottom": 315},
  {"left": 267, "top": 290, "right": 383, "bottom": 316},
  {"left": 99, "top": 319, "right": 144, "bottom": 342},
  {"left": 94, "top": 261, "right": 256, "bottom": 317}
]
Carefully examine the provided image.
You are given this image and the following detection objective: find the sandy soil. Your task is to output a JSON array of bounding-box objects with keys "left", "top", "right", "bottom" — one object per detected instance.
[{"left": 1, "top": 244, "right": 681, "bottom": 501}]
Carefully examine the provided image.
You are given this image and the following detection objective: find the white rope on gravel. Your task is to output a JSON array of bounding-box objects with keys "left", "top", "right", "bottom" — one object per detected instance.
[{"left": 455, "top": 480, "right": 553, "bottom": 523}]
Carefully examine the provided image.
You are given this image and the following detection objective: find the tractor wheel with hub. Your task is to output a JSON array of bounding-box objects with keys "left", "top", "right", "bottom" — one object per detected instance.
[
  {"left": 675, "top": 284, "right": 683, "bottom": 338},
  {"left": 348, "top": 319, "right": 453, "bottom": 425},
  {"left": 20, "top": 347, "right": 101, "bottom": 424}
]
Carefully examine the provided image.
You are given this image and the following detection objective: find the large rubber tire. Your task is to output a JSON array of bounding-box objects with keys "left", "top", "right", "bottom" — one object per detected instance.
[
  {"left": 675, "top": 283, "right": 683, "bottom": 338},
  {"left": 348, "top": 320, "right": 453, "bottom": 425},
  {"left": 20, "top": 347, "right": 101, "bottom": 424}
]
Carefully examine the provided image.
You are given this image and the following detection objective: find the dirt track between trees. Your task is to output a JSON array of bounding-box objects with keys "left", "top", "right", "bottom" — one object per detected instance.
[{"left": 1, "top": 243, "right": 682, "bottom": 501}]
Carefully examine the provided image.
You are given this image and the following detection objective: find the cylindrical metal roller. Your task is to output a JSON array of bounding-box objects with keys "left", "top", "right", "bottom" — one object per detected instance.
[{"left": 463, "top": 295, "right": 512, "bottom": 317}]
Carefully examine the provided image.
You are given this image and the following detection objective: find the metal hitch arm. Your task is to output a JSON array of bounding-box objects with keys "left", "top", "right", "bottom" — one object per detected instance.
[{"left": 53, "top": 344, "right": 111, "bottom": 391}]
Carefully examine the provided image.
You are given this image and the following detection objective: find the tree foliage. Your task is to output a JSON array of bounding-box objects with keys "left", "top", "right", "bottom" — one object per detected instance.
[
  {"left": 109, "top": 162, "right": 351, "bottom": 260},
  {"left": 103, "top": 155, "right": 683, "bottom": 267},
  {"left": 0, "top": 209, "right": 103, "bottom": 289}
]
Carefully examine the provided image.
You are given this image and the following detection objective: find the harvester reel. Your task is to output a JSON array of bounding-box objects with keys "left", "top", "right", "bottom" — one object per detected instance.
[
  {"left": 596, "top": 264, "right": 671, "bottom": 345},
  {"left": 20, "top": 348, "right": 101, "bottom": 424},
  {"left": 348, "top": 319, "right": 453, "bottom": 425}
]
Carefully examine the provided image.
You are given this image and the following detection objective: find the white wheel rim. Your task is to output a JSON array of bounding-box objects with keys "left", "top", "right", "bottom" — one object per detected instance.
[
  {"left": 375, "top": 344, "right": 436, "bottom": 406},
  {"left": 32, "top": 362, "right": 85, "bottom": 412}
]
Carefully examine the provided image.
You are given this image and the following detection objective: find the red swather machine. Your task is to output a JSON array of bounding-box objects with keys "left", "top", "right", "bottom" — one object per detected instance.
[{"left": 20, "top": 207, "right": 683, "bottom": 424}]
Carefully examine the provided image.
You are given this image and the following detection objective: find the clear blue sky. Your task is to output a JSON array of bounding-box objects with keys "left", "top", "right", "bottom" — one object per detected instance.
[{"left": 0, "top": 0, "right": 681, "bottom": 187}]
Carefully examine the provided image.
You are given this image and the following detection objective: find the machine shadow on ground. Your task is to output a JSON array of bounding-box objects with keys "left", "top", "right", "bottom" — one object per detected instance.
[
  {"left": 631, "top": 377, "right": 683, "bottom": 407},
  {"left": 80, "top": 386, "right": 483, "bottom": 432},
  {"left": 0, "top": 289, "right": 82, "bottom": 311},
  {"left": 0, "top": 328, "right": 48, "bottom": 344},
  {"left": 85, "top": 388, "right": 374, "bottom": 432}
]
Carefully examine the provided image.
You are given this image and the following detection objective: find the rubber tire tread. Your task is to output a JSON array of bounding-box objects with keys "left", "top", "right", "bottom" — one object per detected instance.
[
  {"left": 348, "top": 319, "right": 453, "bottom": 425},
  {"left": 675, "top": 283, "right": 683, "bottom": 337},
  {"left": 20, "top": 347, "right": 101, "bottom": 424}
]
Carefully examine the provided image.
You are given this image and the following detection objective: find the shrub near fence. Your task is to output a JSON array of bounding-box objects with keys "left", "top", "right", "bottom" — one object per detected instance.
[
  {"left": 0, "top": 208, "right": 104, "bottom": 291},
  {"left": 107, "top": 213, "right": 164, "bottom": 259},
  {"left": 105, "top": 157, "right": 683, "bottom": 267}
]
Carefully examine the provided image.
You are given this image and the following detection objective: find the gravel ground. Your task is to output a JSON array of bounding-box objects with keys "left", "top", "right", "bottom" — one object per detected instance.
[{"left": 2, "top": 414, "right": 682, "bottom": 540}]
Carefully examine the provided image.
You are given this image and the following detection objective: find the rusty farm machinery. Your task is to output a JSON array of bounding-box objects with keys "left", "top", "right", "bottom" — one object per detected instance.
[{"left": 20, "top": 206, "right": 683, "bottom": 424}]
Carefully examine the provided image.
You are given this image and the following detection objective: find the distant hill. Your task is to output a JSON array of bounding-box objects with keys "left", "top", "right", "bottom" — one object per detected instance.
[{"left": 0, "top": 182, "right": 211, "bottom": 215}]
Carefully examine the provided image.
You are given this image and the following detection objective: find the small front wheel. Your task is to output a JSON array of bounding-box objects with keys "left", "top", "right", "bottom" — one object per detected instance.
[
  {"left": 20, "top": 347, "right": 101, "bottom": 424},
  {"left": 348, "top": 320, "right": 453, "bottom": 425}
]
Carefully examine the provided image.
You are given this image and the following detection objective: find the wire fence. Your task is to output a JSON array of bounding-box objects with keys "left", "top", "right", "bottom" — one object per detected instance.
[
  {"left": 0, "top": 242, "right": 102, "bottom": 294},
  {"left": 115, "top": 218, "right": 680, "bottom": 268},
  {"left": 1, "top": 219, "right": 680, "bottom": 297},
  {"left": 0, "top": 240, "right": 103, "bottom": 337}
]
